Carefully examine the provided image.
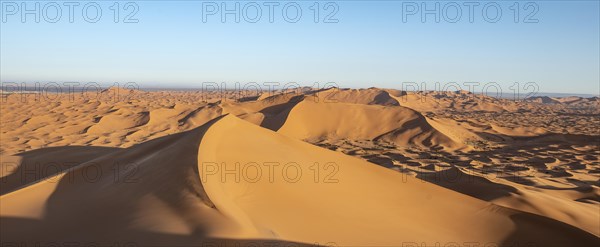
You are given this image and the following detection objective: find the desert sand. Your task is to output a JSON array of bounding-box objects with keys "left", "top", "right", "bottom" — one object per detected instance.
[{"left": 1, "top": 87, "right": 599, "bottom": 246}]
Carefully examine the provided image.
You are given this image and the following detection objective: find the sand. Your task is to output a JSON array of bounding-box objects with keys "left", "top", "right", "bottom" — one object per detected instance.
[{"left": 1, "top": 87, "right": 598, "bottom": 246}]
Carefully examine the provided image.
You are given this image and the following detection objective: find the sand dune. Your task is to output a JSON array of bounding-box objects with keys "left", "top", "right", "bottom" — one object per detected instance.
[
  {"left": 1, "top": 88, "right": 598, "bottom": 246},
  {"left": 270, "top": 98, "right": 461, "bottom": 150},
  {"left": 2, "top": 115, "right": 598, "bottom": 246},
  {"left": 309, "top": 87, "right": 401, "bottom": 106}
]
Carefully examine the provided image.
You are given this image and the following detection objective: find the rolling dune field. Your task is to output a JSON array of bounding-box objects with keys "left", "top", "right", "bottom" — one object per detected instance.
[{"left": 1, "top": 87, "right": 599, "bottom": 246}]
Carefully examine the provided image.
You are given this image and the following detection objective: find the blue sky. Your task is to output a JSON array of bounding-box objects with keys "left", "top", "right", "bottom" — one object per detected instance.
[{"left": 1, "top": 0, "right": 599, "bottom": 94}]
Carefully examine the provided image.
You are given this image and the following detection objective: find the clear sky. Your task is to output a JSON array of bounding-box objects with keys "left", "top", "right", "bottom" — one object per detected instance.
[{"left": 1, "top": 0, "right": 599, "bottom": 94}]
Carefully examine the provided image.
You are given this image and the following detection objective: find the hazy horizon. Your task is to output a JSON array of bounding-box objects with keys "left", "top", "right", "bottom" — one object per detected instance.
[{"left": 1, "top": 1, "right": 599, "bottom": 94}]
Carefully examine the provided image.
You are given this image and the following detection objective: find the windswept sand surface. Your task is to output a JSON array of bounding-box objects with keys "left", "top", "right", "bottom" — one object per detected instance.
[{"left": 1, "top": 88, "right": 599, "bottom": 246}]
